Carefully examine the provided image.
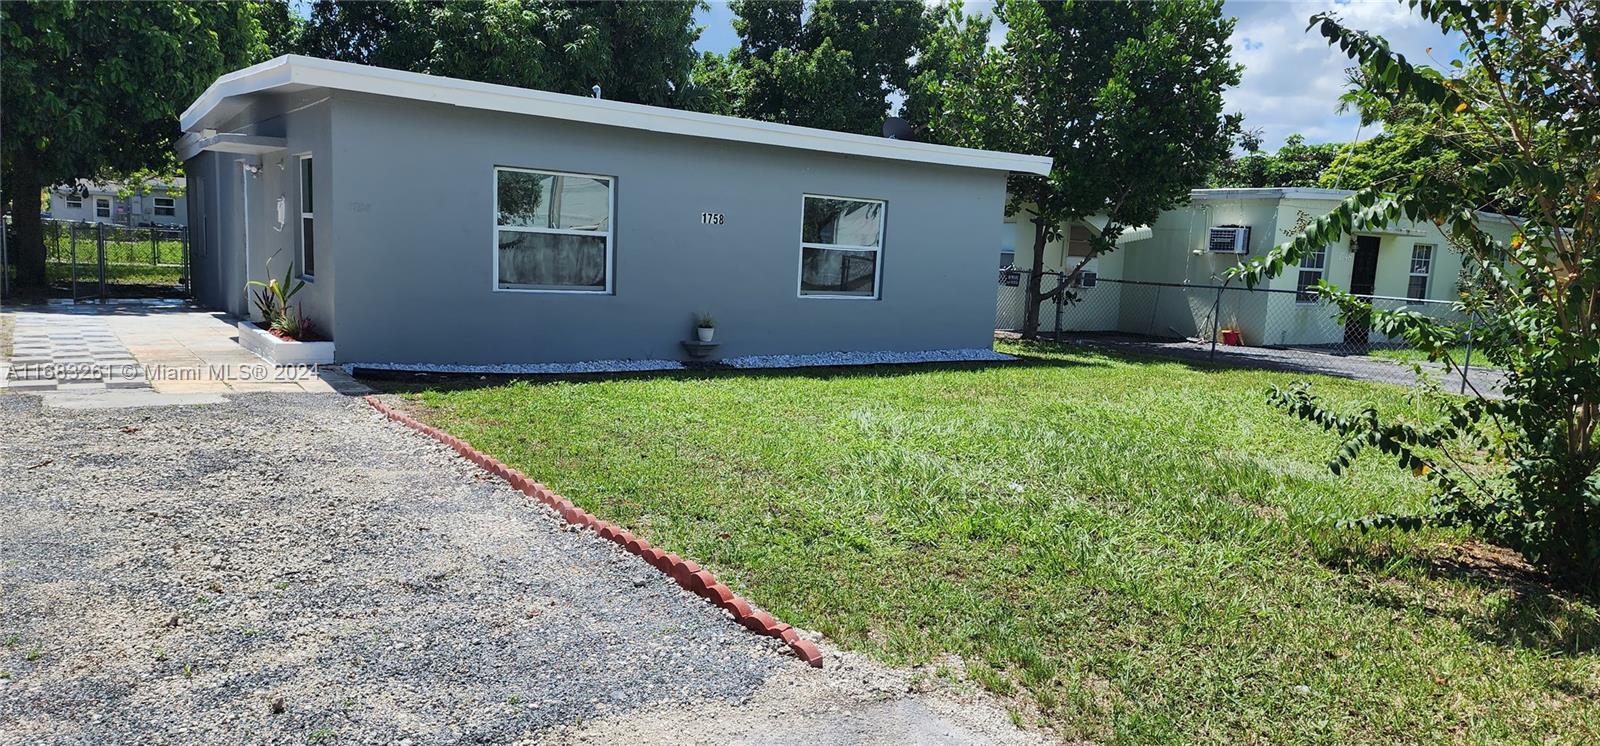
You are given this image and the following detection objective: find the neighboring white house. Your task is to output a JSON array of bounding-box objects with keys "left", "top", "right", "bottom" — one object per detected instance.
[
  {"left": 47, "top": 179, "right": 188, "bottom": 227},
  {"left": 1000, "top": 187, "right": 1517, "bottom": 346}
]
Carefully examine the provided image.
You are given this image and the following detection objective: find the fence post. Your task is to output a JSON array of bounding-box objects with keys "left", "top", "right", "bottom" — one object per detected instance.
[
  {"left": 70, "top": 223, "right": 79, "bottom": 303},
  {"left": 1209, "top": 285, "right": 1225, "bottom": 360},
  {"left": 151, "top": 225, "right": 159, "bottom": 266},
  {"left": 96, "top": 222, "right": 107, "bottom": 300},
  {"left": 1053, "top": 273, "right": 1064, "bottom": 342},
  {"left": 1460, "top": 312, "right": 1477, "bottom": 395}
]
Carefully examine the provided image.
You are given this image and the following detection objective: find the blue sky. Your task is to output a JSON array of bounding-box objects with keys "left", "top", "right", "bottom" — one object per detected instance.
[{"left": 692, "top": 0, "right": 1463, "bottom": 152}]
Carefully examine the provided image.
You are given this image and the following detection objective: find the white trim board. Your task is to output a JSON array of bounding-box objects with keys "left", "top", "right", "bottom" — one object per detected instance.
[{"left": 181, "top": 55, "right": 1053, "bottom": 176}]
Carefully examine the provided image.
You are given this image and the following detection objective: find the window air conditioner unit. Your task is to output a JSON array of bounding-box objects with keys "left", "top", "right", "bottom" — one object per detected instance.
[{"left": 1208, "top": 226, "right": 1251, "bottom": 254}]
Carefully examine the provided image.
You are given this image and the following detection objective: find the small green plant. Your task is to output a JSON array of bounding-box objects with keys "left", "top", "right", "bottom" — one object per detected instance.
[
  {"left": 246, "top": 258, "right": 315, "bottom": 339},
  {"left": 308, "top": 727, "right": 337, "bottom": 744},
  {"left": 24, "top": 646, "right": 43, "bottom": 662},
  {"left": 694, "top": 311, "right": 716, "bottom": 329},
  {"left": 182, "top": 663, "right": 198, "bottom": 678},
  {"left": 3, "top": 634, "right": 18, "bottom": 648}
]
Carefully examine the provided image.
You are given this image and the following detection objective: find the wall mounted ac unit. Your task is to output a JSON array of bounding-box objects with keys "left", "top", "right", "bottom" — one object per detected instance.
[{"left": 1208, "top": 226, "right": 1251, "bottom": 254}]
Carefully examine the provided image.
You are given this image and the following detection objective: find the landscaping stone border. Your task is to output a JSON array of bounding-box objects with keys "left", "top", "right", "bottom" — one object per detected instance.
[{"left": 362, "top": 395, "right": 824, "bottom": 668}]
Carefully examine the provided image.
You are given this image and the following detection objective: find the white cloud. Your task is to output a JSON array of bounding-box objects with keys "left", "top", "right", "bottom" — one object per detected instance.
[{"left": 1224, "top": 0, "right": 1462, "bottom": 149}]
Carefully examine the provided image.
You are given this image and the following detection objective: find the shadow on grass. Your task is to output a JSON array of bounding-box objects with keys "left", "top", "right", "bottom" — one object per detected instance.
[
  {"left": 1322, "top": 538, "right": 1600, "bottom": 657},
  {"left": 355, "top": 343, "right": 1113, "bottom": 395}
]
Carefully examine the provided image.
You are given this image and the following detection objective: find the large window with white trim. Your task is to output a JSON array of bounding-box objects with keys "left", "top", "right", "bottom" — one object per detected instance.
[
  {"left": 1295, "top": 245, "right": 1328, "bottom": 303},
  {"left": 495, "top": 167, "right": 613, "bottom": 293},
  {"left": 95, "top": 197, "right": 111, "bottom": 218},
  {"left": 1407, "top": 243, "right": 1434, "bottom": 300},
  {"left": 298, "top": 156, "right": 316, "bottom": 278},
  {"left": 799, "top": 195, "right": 884, "bottom": 298},
  {"left": 154, "top": 196, "right": 176, "bottom": 216}
]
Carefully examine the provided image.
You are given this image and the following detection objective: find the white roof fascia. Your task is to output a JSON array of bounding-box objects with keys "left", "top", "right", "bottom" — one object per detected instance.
[{"left": 181, "top": 55, "right": 1054, "bottom": 176}]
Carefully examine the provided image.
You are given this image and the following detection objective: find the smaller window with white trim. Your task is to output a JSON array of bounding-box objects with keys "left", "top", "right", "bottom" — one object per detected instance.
[
  {"left": 63, "top": 195, "right": 83, "bottom": 209},
  {"left": 298, "top": 157, "right": 315, "bottom": 278},
  {"left": 1407, "top": 243, "right": 1433, "bottom": 301},
  {"left": 800, "top": 195, "right": 884, "bottom": 298},
  {"left": 1295, "top": 245, "right": 1328, "bottom": 303},
  {"left": 154, "top": 196, "right": 176, "bottom": 216},
  {"left": 95, "top": 197, "right": 111, "bottom": 218}
]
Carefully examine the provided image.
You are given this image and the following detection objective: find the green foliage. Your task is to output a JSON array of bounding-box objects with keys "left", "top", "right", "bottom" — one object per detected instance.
[
  {"left": 694, "top": 311, "right": 716, "bottom": 329},
  {"left": 1230, "top": 1, "right": 1600, "bottom": 589},
  {"left": 1212, "top": 133, "right": 1348, "bottom": 188},
  {"left": 1, "top": 0, "right": 270, "bottom": 287},
  {"left": 298, "top": 0, "right": 703, "bottom": 107},
  {"left": 715, "top": 0, "right": 931, "bottom": 134},
  {"left": 247, "top": 259, "right": 308, "bottom": 338},
  {"left": 912, "top": 0, "right": 1241, "bottom": 337}
]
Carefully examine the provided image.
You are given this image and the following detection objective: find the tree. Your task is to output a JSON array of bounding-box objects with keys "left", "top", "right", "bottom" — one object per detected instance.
[
  {"left": 298, "top": 0, "right": 704, "bottom": 106},
  {"left": 1230, "top": 1, "right": 1600, "bottom": 588},
  {"left": 721, "top": 0, "right": 930, "bottom": 135},
  {"left": 1, "top": 1, "right": 268, "bottom": 289},
  {"left": 988, "top": 0, "right": 1241, "bottom": 338},
  {"left": 904, "top": 2, "right": 1000, "bottom": 148},
  {"left": 1212, "top": 133, "right": 1347, "bottom": 188}
]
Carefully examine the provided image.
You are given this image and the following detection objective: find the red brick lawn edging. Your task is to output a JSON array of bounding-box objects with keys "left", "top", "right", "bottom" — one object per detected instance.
[{"left": 362, "top": 395, "right": 824, "bottom": 667}]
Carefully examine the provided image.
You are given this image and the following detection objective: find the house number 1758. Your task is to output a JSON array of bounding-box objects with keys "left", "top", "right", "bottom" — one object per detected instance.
[{"left": 700, "top": 212, "right": 725, "bottom": 225}]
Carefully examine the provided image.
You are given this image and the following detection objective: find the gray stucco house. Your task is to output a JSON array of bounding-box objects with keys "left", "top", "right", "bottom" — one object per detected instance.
[{"left": 178, "top": 55, "right": 1050, "bottom": 365}]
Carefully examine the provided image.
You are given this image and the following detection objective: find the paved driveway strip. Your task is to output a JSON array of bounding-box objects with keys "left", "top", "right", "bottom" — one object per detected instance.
[{"left": 0, "top": 393, "right": 792, "bottom": 743}]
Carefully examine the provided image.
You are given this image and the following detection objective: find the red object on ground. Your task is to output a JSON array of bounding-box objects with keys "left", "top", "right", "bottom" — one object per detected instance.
[
  {"left": 362, "top": 395, "right": 825, "bottom": 668},
  {"left": 1220, "top": 328, "right": 1243, "bottom": 346}
]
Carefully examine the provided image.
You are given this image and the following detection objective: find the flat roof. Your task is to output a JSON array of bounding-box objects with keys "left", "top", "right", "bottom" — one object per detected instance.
[{"left": 180, "top": 55, "right": 1054, "bottom": 175}]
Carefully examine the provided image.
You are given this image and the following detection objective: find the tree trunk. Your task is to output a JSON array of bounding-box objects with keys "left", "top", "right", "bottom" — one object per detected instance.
[
  {"left": 9, "top": 156, "right": 47, "bottom": 289},
  {"left": 1021, "top": 217, "right": 1049, "bottom": 339}
]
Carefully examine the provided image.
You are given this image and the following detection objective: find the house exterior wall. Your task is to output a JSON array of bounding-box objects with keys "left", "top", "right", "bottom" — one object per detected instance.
[
  {"left": 995, "top": 191, "right": 1515, "bottom": 346},
  {"left": 47, "top": 185, "right": 188, "bottom": 226},
  {"left": 999, "top": 211, "right": 1128, "bottom": 333},
  {"left": 291, "top": 93, "right": 1004, "bottom": 364}
]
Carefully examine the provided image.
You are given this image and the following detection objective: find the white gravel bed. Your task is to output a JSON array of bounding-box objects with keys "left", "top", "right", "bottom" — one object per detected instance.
[
  {"left": 722, "top": 348, "right": 1014, "bottom": 369},
  {"left": 343, "top": 359, "right": 684, "bottom": 376},
  {"left": 0, "top": 393, "right": 789, "bottom": 744}
]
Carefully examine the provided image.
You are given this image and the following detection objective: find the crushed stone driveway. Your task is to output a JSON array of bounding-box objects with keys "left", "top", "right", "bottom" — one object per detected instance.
[{"left": 0, "top": 393, "right": 1040, "bottom": 745}]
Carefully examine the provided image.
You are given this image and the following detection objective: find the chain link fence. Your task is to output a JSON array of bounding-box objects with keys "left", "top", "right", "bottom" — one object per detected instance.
[
  {"left": 3, "top": 217, "right": 189, "bottom": 301},
  {"left": 997, "top": 269, "right": 1493, "bottom": 391}
]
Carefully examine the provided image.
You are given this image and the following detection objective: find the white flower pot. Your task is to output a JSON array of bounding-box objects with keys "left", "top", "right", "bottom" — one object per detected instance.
[{"left": 697, "top": 326, "right": 715, "bottom": 343}]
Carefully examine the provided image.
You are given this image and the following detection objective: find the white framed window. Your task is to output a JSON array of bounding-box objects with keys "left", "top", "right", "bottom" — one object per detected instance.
[
  {"left": 494, "top": 167, "right": 613, "bottom": 293},
  {"left": 95, "top": 197, "right": 111, "bottom": 218},
  {"left": 297, "top": 156, "right": 315, "bottom": 279},
  {"left": 1295, "top": 245, "right": 1328, "bottom": 303},
  {"left": 1407, "top": 244, "right": 1433, "bottom": 300},
  {"left": 799, "top": 194, "right": 884, "bottom": 299},
  {"left": 153, "top": 196, "right": 176, "bottom": 216},
  {"left": 63, "top": 195, "right": 83, "bottom": 209},
  {"left": 1000, "top": 219, "right": 1016, "bottom": 269}
]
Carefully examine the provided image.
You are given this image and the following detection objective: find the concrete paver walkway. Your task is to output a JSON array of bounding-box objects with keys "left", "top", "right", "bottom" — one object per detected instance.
[{"left": 2, "top": 300, "right": 363, "bottom": 398}]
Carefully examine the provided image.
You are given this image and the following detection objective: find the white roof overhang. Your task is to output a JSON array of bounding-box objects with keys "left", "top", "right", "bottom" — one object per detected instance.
[{"left": 180, "top": 56, "right": 1054, "bottom": 176}]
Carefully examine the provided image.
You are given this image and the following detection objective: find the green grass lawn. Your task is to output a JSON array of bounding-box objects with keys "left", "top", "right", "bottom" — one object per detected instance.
[
  {"left": 1367, "top": 345, "right": 1474, "bottom": 365},
  {"left": 45, "top": 260, "right": 183, "bottom": 287},
  {"left": 381, "top": 341, "right": 1599, "bottom": 743}
]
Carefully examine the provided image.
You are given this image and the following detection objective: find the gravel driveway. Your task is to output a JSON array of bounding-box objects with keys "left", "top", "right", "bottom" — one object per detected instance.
[
  {"left": 0, "top": 393, "right": 794, "bottom": 743},
  {"left": 0, "top": 392, "right": 1039, "bottom": 745}
]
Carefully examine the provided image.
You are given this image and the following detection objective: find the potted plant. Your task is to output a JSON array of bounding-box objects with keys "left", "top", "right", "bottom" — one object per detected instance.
[{"left": 694, "top": 311, "right": 716, "bottom": 343}]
